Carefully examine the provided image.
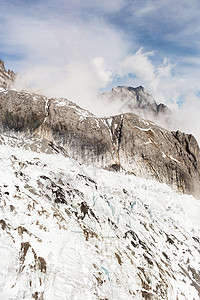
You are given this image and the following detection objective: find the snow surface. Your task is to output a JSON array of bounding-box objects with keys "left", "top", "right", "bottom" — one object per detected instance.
[
  {"left": 0, "top": 143, "right": 199, "bottom": 299},
  {"left": 135, "top": 126, "right": 154, "bottom": 133}
]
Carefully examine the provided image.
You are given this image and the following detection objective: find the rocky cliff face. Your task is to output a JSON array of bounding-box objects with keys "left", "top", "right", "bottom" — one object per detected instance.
[
  {"left": 108, "top": 114, "right": 200, "bottom": 197},
  {"left": 0, "top": 59, "right": 16, "bottom": 89},
  {"left": 0, "top": 88, "right": 200, "bottom": 198}
]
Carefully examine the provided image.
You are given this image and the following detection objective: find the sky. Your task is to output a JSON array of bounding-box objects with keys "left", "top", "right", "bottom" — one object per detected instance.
[{"left": 0, "top": 0, "right": 200, "bottom": 140}]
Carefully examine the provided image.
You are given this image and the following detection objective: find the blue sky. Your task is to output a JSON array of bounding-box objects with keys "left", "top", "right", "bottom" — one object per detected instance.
[{"left": 1, "top": 0, "right": 200, "bottom": 132}]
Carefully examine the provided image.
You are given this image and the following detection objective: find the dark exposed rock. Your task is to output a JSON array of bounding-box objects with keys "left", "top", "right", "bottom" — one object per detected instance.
[
  {"left": 0, "top": 59, "right": 16, "bottom": 89},
  {"left": 20, "top": 242, "right": 31, "bottom": 269},
  {"left": 76, "top": 174, "right": 98, "bottom": 189},
  {"left": 39, "top": 175, "right": 67, "bottom": 204},
  {"left": 32, "top": 291, "right": 44, "bottom": 300},
  {"left": 115, "top": 252, "right": 122, "bottom": 265},
  {"left": 0, "top": 219, "right": 6, "bottom": 230},
  {"left": 157, "top": 103, "right": 170, "bottom": 114},
  {"left": 124, "top": 230, "right": 148, "bottom": 250},
  {"left": 0, "top": 87, "right": 200, "bottom": 198},
  {"left": 10, "top": 205, "right": 15, "bottom": 212},
  {"left": 38, "top": 257, "right": 46, "bottom": 273},
  {"left": 83, "top": 228, "right": 98, "bottom": 241}
]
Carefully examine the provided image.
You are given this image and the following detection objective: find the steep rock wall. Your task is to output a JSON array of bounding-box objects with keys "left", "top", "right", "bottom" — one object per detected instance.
[
  {"left": 108, "top": 114, "right": 200, "bottom": 197},
  {"left": 0, "top": 89, "right": 200, "bottom": 198}
]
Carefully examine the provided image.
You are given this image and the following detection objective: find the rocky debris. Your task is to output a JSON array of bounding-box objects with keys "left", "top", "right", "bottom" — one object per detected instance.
[
  {"left": 0, "top": 88, "right": 199, "bottom": 197},
  {"left": 0, "top": 59, "right": 16, "bottom": 89}
]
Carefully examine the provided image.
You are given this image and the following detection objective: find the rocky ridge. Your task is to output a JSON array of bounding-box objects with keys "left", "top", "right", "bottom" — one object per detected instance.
[
  {"left": 100, "top": 85, "right": 170, "bottom": 119},
  {"left": 0, "top": 87, "right": 199, "bottom": 198},
  {"left": 0, "top": 59, "right": 16, "bottom": 89}
]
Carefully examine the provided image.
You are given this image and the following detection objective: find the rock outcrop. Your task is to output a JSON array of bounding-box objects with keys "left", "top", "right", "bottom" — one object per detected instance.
[
  {"left": 0, "top": 59, "right": 16, "bottom": 89},
  {"left": 0, "top": 88, "right": 200, "bottom": 198}
]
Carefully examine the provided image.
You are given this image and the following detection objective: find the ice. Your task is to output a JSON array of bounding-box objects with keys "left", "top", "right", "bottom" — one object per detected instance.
[{"left": 0, "top": 143, "right": 199, "bottom": 299}]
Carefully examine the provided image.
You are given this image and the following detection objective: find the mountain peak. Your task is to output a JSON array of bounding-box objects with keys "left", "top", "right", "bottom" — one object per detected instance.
[
  {"left": 102, "top": 85, "right": 170, "bottom": 118},
  {"left": 111, "top": 85, "right": 145, "bottom": 93}
]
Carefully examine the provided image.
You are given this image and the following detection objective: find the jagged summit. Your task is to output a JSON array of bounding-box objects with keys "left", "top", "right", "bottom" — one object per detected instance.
[
  {"left": 112, "top": 85, "right": 150, "bottom": 96},
  {"left": 101, "top": 85, "right": 170, "bottom": 117},
  {"left": 0, "top": 59, "right": 16, "bottom": 89}
]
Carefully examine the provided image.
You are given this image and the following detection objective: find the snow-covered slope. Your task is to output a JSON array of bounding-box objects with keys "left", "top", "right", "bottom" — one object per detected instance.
[{"left": 0, "top": 143, "right": 200, "bottom": 299}]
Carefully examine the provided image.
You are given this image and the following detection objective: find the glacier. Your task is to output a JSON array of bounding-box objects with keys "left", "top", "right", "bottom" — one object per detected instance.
[{"left": 0, "top": 142, "right": 199, "bottom": 299}]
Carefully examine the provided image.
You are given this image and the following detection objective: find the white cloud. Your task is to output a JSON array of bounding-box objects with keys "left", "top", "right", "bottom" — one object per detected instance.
[
  {"left": 2, "top": 6, "right": 129, "bottom": 109},
  {"left": 174, "top": 93, "right": 200, "bottom": 143},
  {"left": 91, "top": 57, "right": 112, "bottom": 87},
  {"left": 118, "top": 48, "right": 155, "bottom": 82}
]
